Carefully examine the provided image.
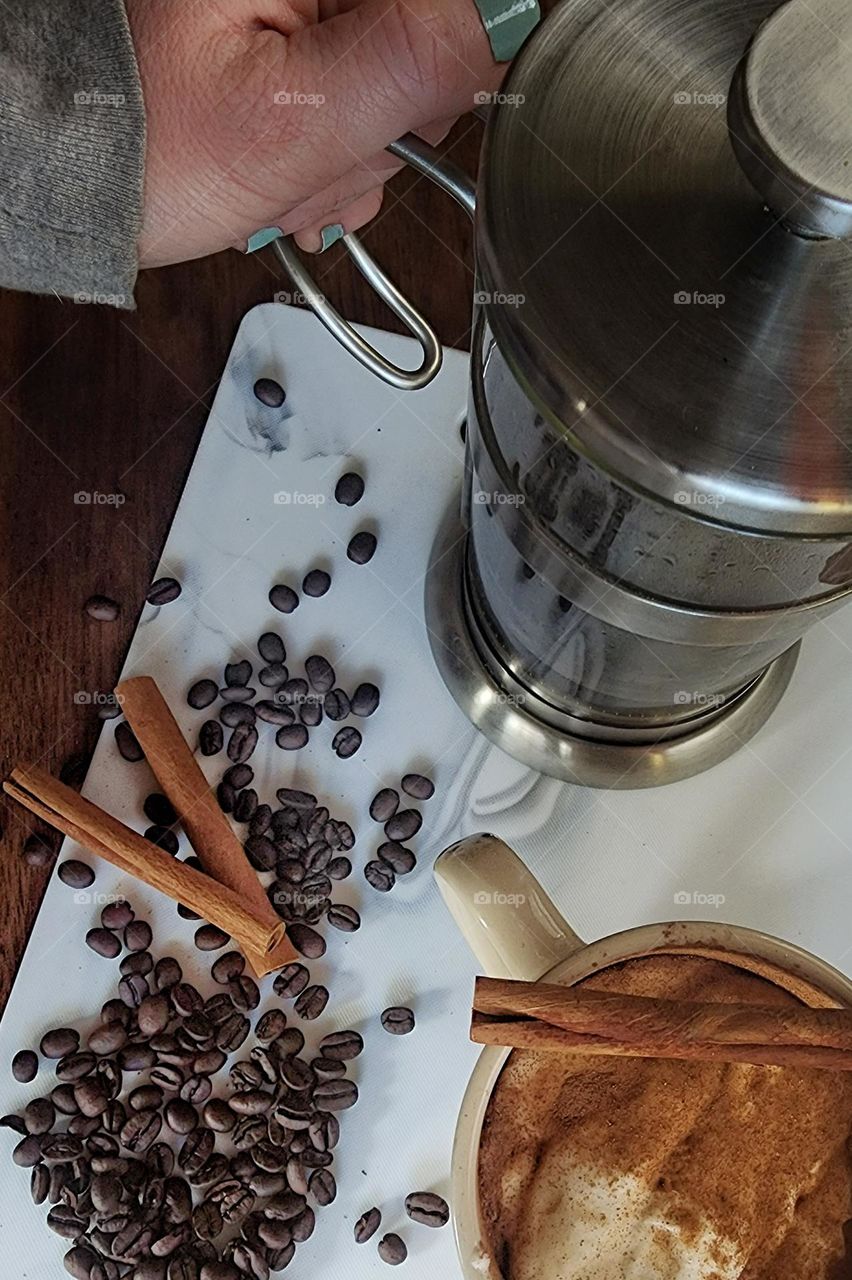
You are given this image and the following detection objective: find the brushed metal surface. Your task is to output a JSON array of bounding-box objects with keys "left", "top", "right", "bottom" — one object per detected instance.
[{"left": 477, "top": 0, "right": 852, "bottom": 533}]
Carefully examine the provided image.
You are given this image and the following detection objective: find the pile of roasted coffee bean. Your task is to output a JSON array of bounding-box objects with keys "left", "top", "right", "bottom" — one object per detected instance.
[{"left": 5, "top": 903, "right": 364, "bottom": 1279}]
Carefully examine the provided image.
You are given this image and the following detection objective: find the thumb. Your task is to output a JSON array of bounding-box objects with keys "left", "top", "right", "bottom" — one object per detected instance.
[{"left": 257, "top": 0, "right": 505, "bottom": 195}]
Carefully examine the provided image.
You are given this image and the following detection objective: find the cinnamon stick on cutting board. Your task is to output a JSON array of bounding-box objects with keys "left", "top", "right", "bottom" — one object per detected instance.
[
  {"left": 471, "top": 976, "right": 852, "bottom": 1071},
  {"left": 116, "top": 676, "right": 296, "bottom": 976}
]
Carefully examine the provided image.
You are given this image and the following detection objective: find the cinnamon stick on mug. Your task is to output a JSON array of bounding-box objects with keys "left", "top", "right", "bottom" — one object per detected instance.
[
  {"left": 4, "top": 766, "right": 285, "bottom": 959},
  {"left": 471, "top": 976, "right": 852, "bottom": 1071},
  {"left": 116, "top": 676, "right": 296, "bottom": 975}
]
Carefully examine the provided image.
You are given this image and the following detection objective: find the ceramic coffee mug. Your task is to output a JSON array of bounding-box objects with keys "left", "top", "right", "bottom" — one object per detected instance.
[{"left": 433, "top": 833, "right": 852, "bottom": 1280}]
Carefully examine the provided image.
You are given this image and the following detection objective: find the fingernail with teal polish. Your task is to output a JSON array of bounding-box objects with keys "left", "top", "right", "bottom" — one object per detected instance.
[{"left": 319, "top": 223, "right": 345, "bottom": 252}]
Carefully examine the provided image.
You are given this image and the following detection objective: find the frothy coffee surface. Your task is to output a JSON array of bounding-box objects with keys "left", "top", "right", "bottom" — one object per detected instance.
[{"left": 477, "top": 953, "right": 852, "bottom": 1279}]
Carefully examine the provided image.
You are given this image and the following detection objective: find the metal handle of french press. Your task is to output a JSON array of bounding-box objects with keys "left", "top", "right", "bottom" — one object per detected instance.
[{"left": 271, "top": 132, "right": 477, "bottom": 392}]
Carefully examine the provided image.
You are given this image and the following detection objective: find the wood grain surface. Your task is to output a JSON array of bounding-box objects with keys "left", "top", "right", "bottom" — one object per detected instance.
[{"left": 0, "top": 121, "right": 481, "bottom": 1011}]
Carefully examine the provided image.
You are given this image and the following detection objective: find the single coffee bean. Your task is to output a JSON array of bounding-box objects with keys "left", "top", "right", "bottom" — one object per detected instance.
[
  {"left": 227, "top": 723, "right": 258, "bottom": 764},
  {"left": 24, "top": 1097, "right": 55, "bottom": 1133},
  {"left": 364, "top": 860, "right": 395, "bottom": 892},
  {"left": 401, "top": 771, "right": 434, "bottom": 800},
  {"left": 302, "top": 569, "right": 331, "bottom": 597},
  {"left": 249, "top": 803, "right": 272, "bottom": 837},
  {"left": 64, "top": 1245, "right": 101, "bottom": 1279},
  {"left": 405, "top": 1190, "right": 450, "bottom": 1228},
  {"left": 347, "top": 529, "right": 377, "bottom": 564},
  {"left": 125, "top": 919, "right": 153, "bottom": 951},
  {"left": 258, "top": 662, "right": 289, "bottom": 689},
  {"left": 192, "top": 1199, "right": 224, "bottom": 1242},
  {"left": 31, "top": 1161, "right": 50, "bottom": 1204},
  {"left": 145, "top": 825, "right": 180, "bottom": 855},
  {"left": 319, "top": 1029, "right": 363, "bottom": 1062},
  {"left": 13, "top": 1134, "right": 43, "bottom": 1166},
  {"left": 216, "top": 781, "right": 236, "bottom": 814},
  {"left": 41, "top": 1027, "right": 79, "bottom": 1059},
  {"left": 220, "top": 684, "right": 256, "bottom": 703},
  {"left": 354, "top": 1206, "right": 382, "bottom": 1244},
  {"left": 327, "top": 856, "right": 352, "bottom": 880},
  {"left": 312, "top": 1078, "right": 358, "bottom": 1112},
  {"left": 287, "top": 924, "right": 326, "bottom": 960},
  {"left": 291, "top": 1205, "right": 316, "bottom": 1243},
  {"left": 369, "top": 788, "right": 399, "bottom": 823},
  {"left": 245, "top": 835, "right": 277, "bottom": 873},
  {"left": 378, "top": 1233, "right": 407, "bottom": 1265},
  {"left": 56, "top": 1050, "right": 97, "bottom": 1083},
  {"left": 119, "top": 1043, "right": 158, "bottom": 1072},
  {"left": 201, "top": 1099, "right": 234, "bottom": 1133},
  {"left": 188, "top": 679, "right": 219, "bottom": 710},
  {"left": 322, "top": 688, "right": 350, "bottom": 721},
  {"left": 224, "top": 659, "right": 252, "bottom": 687},
  {"left": 312, "top": 1056, "right": 346, "bottom": 1081},
  {"left": 381, "top": 1006, "right": 415, "bottom": 1035},
  {"left": 86, "top": 927, "right": 121, "bottom": 958},
  {"left": 12, "top": 1049, "right": 38, "bottom": 1082},
  {"left": 115, "top": 721, "right": 144, "bottom": 761},
  {"left": 233, "top": 787, "right": 258, "bottom": 823},
  {"left": 194, "top": 1048, "right": 227, "bottom": 1076},
  {"left": 121, "top": 949, "right": 154, "bottom": 976},
  {"left": 255, "top": 700, "right": 293, "bottom": 726},
  {"left": 74, "top": 1079, "right": 109, "bottom": 1117},
  {"left": 253, "top": 377, "right": 285, "bottom": 408},
  {"left": 96, "top": 694, "right": 122, "bottom": 720},
  {"left": 377, "top": 841, "right": 416, "bottom": 875},
  {"left": 41, "top": 1133, "right": 83, "bottom": 1161},
  {"left": 209, "top": 952, "right": 243, "bottom": 986},
  {"left": 255, "top": 1010, "right": 287, "bottom": 1044},
  {"left": 385, "top": 809, "right": 422, "bottom": 842},
  {"left": 275, "top": 724, "right": 309, "bottom": 750},
  {"left": 294, "top": 985, "right": 328, "bottom": 1021},
  {"left": 273, "top": 963, "right": 310, "bottom": 999},
  {"left": 172, "top": 983, "right": 203, "bottom": 1017},
  {"left": 257, "top": 634, "right": 287, "bottom": 670},
  {"left": 102, "top": 900, "right": 134, "bottom": 930},
  {"left": 87, "top": 1022, "right": 127, "bottom": 1056},
  {"left": 138, "top": 994, "right": 170, "bottom": 1037},
  {"left": 154, "top": 956, "right": 182, "bottom": 990},
  {"left": 334, "top": 471, "right": 364, "bottom": 506},
  {"left": 164, "top": 1100, "right": 198, "bottom": 1135},
  {"left": 58, "top": 859, "right": 95, "bottom": 889},
  {"left": 298, "top": 697, "right": 321, "bottom": 727},
  {"left": 198, "top": 720, "right": 223, "bottom": 756},
  {"left": 119, "top": 974, "right": 150, "bottom": 1008},
  {"left": 215, "top": 1013, "right": 250, "bottom": 1053},
  {"left": 50, "top": 1084, "right": 79, "bottom": 1116},
  {"left": 22, "top": 833, "right": 56, "bottom": 867},
  {"left": 122, "top": 1107, "right": 163, "bottom": 1153},
  {"left": 146, "top": 577, "right": 182, "bottom": 606},
  {"left": 228, "top": 975, "right": 260, "bottom": 1012},
  {"left": 327, "top": 903, "right": 360, "bottom": 933},
  {"left": 304, "top": 654, "right": 335, "bottom": 694},
  {"left": 222, "top": 763, "right": 252, "bottom": 790},
  {"left": 230, "top": 1089, "right": 274, "bottom": 1116},
  {"left": 219, "top": 702, "right": 255, "bottom": 728},
  {"left": 0, "top": 1114, "right": 27, "bottom": 1134},
  {"left": 194, "top": 924, "right": 230, "bottom": 952},
  {"left": 180, "top": 1074, "right": 212, "bottom": 1106},
  {"left": 332, "top": 726, "right": 362, "bottom": 758},
  {"left": 351, "top": 682, "right": 380, "bottom": 717},
  {"left": 309, "top": 1168, "right": 336, "bottom": 1205},
  {"left": 269, "top": 583, "right": 299, "bottom": 614},
  {"left": 85, "top": 593, "right": 120, "bottom": 621}
]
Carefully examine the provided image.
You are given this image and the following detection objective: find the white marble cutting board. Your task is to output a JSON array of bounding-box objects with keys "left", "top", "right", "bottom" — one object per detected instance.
[{"left": 2, "top": 303, "right": 852, "bottom": 1280}]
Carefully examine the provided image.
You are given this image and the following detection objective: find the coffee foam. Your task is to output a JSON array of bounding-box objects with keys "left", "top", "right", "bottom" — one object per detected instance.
[{"left": 477, "top": 953, "right": 852, "bottom": 1280}]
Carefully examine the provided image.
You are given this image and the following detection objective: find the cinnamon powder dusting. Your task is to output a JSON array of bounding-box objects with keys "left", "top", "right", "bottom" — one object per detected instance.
[{"left": 477, "top": 953, "right": 852, "bottom": 1279}]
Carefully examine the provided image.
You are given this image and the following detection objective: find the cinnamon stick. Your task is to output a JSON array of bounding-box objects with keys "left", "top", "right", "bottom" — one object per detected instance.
[
  {"left": 471, "top": 976, "right": 852, "bottom": 1071},
  {"left": 115, "top": 676, "right": 296, "bottom": 975},
  {"left": 5, "top": 766, "right": 285, "bottom": 959}
]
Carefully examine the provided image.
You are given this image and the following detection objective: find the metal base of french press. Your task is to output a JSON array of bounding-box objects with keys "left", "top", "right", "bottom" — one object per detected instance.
[{"left": 425, "top": 511, "right": 800, "bottom": 790}]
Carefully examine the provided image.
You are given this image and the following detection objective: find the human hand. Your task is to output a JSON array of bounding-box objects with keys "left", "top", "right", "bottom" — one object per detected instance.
[{"left": 126, "top": 0, "right": 504, "bottom": 267}]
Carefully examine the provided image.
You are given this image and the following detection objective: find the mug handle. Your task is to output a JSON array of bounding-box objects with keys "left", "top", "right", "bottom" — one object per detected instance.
[
  {"left": 263, "top": 131, "right": 478, "bottom": 392},
  {"left": 434, "top": 833, "right": 587, "bottom": 981}
]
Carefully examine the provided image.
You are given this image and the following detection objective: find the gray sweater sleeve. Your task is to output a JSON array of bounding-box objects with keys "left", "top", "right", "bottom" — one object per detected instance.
[{"left": 0, "top": 0, "right": 145, "bottom": 306}]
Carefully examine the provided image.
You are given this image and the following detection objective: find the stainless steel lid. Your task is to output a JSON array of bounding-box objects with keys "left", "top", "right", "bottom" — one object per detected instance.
[{"left": 478, "top": 0, "right": 852, "bottom": 535}]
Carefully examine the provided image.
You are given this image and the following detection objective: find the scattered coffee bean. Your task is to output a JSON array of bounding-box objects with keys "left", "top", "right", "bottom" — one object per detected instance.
[
  {"left": 269, "top": 584, "right": 299, "bottom": 614},
  {"left": 146, "top": 576, "right": 182, "bottom": 606},
  {"left": 165, "top": 1100, "right": 198, "bottom": 1135},
  {"left": 216, "top": 781, "right": 236, "bottom": 814},
  {"left": 287, "top": 924, "right": 326, "bottom": 959},
  {"left": 13, "top": 1134, "right": 43, "bottom": 1166},
  {"left": 103, "top": 900, "right": 134, "bottom": 930},
  {"left": 334, "top": 471, "right": 364, "bottom": 506},
  {"left": 309, "top": 1168, "right": 336, "bottom": 1205},
  {"left": 145, "top": 826, "right": 180, "bottom": 855},
  {"left": 327, "top": 856, "right": 352, "bottom": 880},
  {"left": 120, "top": 973, "right": 150, "bottom": 1008},
  {"left": 87, "top": 1022, "right": 127, "bottom": 1055},
  {"left": 97, "top": 693, "right": 122, "bottom": 720},
  {"left": 220, "top": 702, "right": 255, "bottom": 728},
  {"left": 302, "top": 569, "right": 331, "bottom": 597},
  {"left": 137, "top": 994, "right": 170, "bottom": 1037},
  {"left": 203, "top": 1099, "right": 235, "bottom": 1133},
  {"left": 378, "top": 1234, "right": 408, "bottom": 1265},
  {"left": 86, "top": 927, "right": 121, "bottom": 958},
  {"left": 30, "top": 1162, "right": 50, "bottom": 1205},
  {"left": 294, "top": 985, "right": 328, "bottom": 1021},
  {"left": 245, "top": 834, "right": 277, "bottom": 872},
  {"left": 381, "top": 1006, "right": 415, "bottom": 1035},
  {"left": 259, "top": 661, "right": 288, "bottom": 688},
  {"left": 22, "top": 834, "right": 55, "bottom": 867},
  {"left": 300, "top": 697, "right": 323, "bottom": 727},
  {"left": 224, "top": 659, "right": 252, "bottom": 687},
  {"left": 41, "top": 1027, "right": 79, "bottom": 1059},
  {"left": 144, "top": 793, "right": 177, "bottom": 826},
  {"left": 355, "top": 1207, "right": 382, "bottom": 1244},
  {"left": 332, "top": 726, "right": 361, "bottom": 758},
  {"left": 187, "top": 679, "right": 218, "bottom": 710},
  {"left": 227, "top": 723, "right": 258, "bottom": 764},
  {"left": 255, "top": 699, "right": 294, "bottom": 725},
  {"left": 195, "top": 924, "right": 230, "bottom": 952},
  {"left": 377, "top": 841, "right": 416, "bottom": 875},
  {"left": 401, "top": 772, "right": 434, "bottom": 800},
  {"left": 276, "top": 724, "right": 308, "bottom": 750},
  {"left": 276, "top": 787, "right": 316, "bottom": 811},
  {"left": 364, "top": 860, "right": 394, "bottom": 892},
  {"left": 254, "top": 377, "right": 286, "bottom": 408},
  {"left": 125, "top": 920, "right": 153, "bottom": 952},
  {"left": 84, "top": 594, "right": 120, "bottom": 621},
  {"left": 12, "top": 1049, "right": 38, "bottom": 1083},
  {"left": 327, "top": 904, "right": 360, "bottom": 933},
  {"left": 273, "top": 963, "right": 310, "bottom": 1000},
  {"left": 405, "top": 1191, "right": 450, "bottom": 1228},
  {"left": 0, "top": 1114, "right": 27, "bottom": 1135},
  {"left": 57, "top": 859, "right": 96, "bottom": 890},
  {"left": 385, "top": 809, "right": 422, "bottom": 842},
  {"left": 258, "top": 631, "right": 286, "bottom": 663},
  {"left": 304, "top": 655, "right": 335, "bottom": 694},
  {"left": 220, "top": 684, "right": 256, "bottom": 704},
  {"left": 198, "top": 720, "right": 223, "bottom": 756},
  {"left": 115, "top": 721, "right": 144, "bottom": 762},
  {"left": 223, "top": 763, "right": 253, "bottom": 790},
  {"left": 319, "top": 1030, "right": 363, "bottom": 1061},
  {"left": 322, "top": 688, "right": 350, "bottom": 721},
  {"left": 369, "top": 788, "right": 399, "bottom": 822},
  {"left": 347, "top": 530, "right": 377, "bottom": 564}
]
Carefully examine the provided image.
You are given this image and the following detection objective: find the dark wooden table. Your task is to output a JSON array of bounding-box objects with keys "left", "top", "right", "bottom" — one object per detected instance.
[{"left": 0, "top": 122, "right": 480, "bottom": 1009}]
